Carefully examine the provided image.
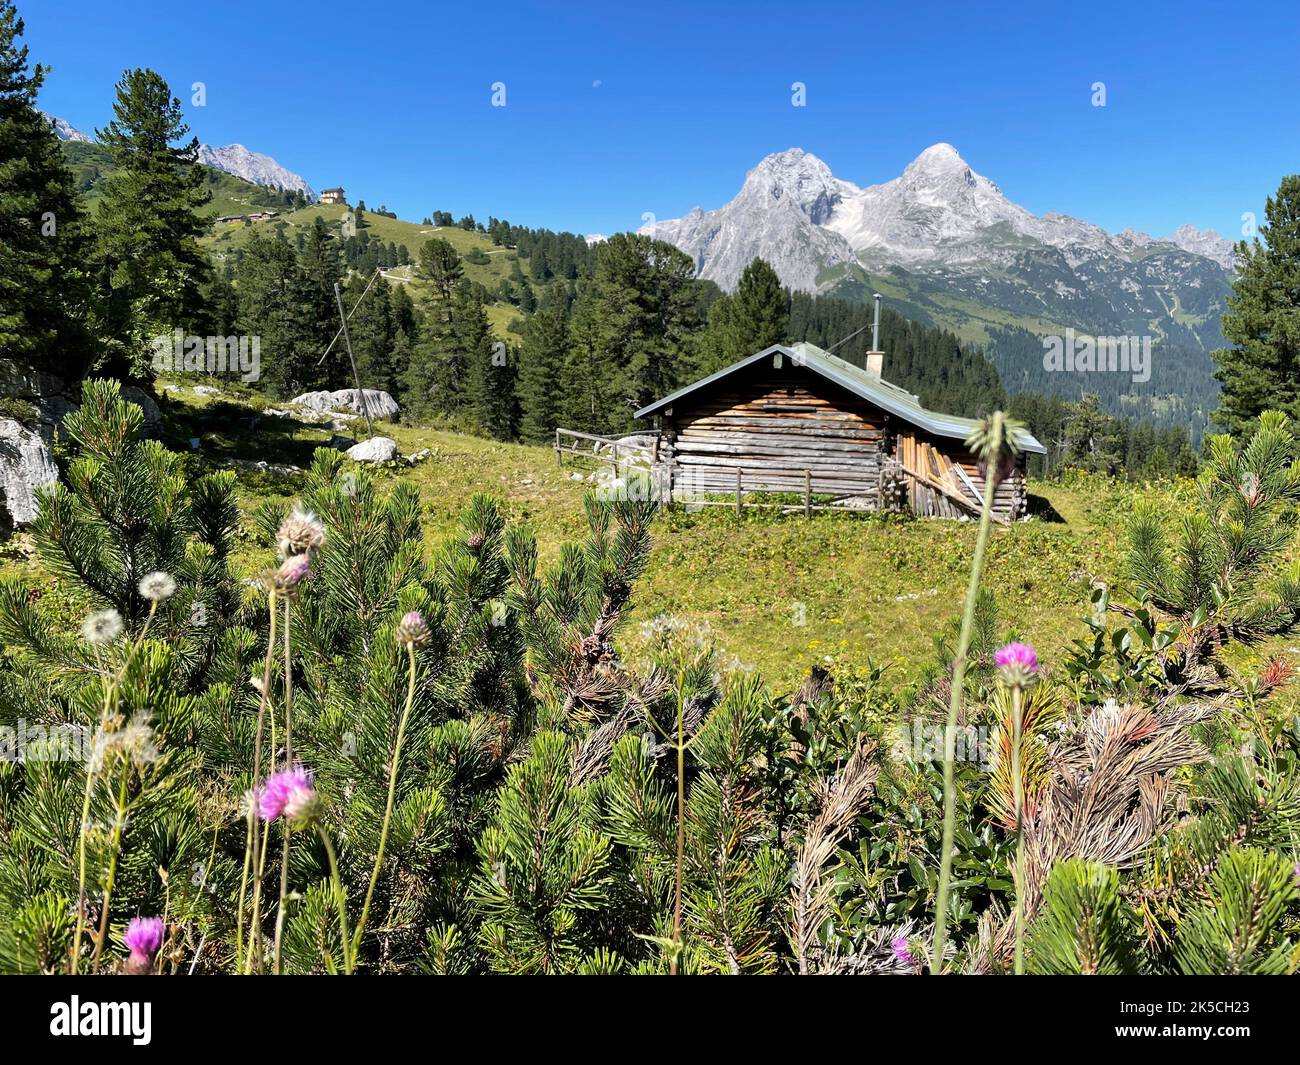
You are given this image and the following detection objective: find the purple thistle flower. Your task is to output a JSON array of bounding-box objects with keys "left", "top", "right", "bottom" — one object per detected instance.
[
  {"left": 891, "top": 934, "right": 915, "bottom": 965},
  {"left": 1294, "top": 861, "right": 1300, "bottom": 887},
  {"left": 995, "top": 642, "right": 1040, "bottom": 686},
  {"left": 258, "top": 766, "right": 316, "bottom": 822},
  {"left": 995, "top": 642, "right": 1039, "bottom": 672},
  {"left": 123, "top": 916, "right": 165, "bottom": 969}
]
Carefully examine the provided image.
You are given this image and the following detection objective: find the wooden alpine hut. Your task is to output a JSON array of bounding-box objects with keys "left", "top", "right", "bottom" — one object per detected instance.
[{"left": 633, "top": 340, "right": 1045, "bottom": 522}]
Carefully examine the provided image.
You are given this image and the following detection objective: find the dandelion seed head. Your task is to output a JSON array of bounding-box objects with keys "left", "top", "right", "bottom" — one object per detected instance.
[
  {"left": 138, "top": 571, "right": 177, "bottom": 602},
  {"left": 82, "top": 608, "right": 123, "bottom": 645}
]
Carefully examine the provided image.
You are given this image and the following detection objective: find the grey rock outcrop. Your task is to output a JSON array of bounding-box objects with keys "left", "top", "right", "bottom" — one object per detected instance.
[
  {"left": 0, "top": 418, "right": 57, "bottom": 526},
  {"left": 346, "top": 436, "right": 398, "bottom": 463},
  {"left": 291, "top": 389, "right": 399, "bottom": 420}
]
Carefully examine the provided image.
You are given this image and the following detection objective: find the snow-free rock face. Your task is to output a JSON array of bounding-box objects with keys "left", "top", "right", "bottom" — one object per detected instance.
[
  {"left": 0, "top": 418, "right": 57, "bottom": 526},
  {"left": 0, "top": 360, "right": 162, "bottom": 448},
  {"left": 196, "top": 144, "right": 317, "bottom": 202},
  {"left": 121, "top": 386, "right": 164, "bottom": 438},
  {"left": 291, "top": 389, "right": 400, "bottom": 420},
  {"left": 1166, "top": 223, "right": 1237, "bottom": 270},
  {"left": 41, "top": 112, "right": 316, "bottom": 202},
  {"left": 40, "top": 110, "right": 93, "bottom": 143},
  {"left": 641, "top": 148, "right": 859, "bottom": 293},
  {"left": 346, "top": 436, "right": 398, "bottom": 463}
]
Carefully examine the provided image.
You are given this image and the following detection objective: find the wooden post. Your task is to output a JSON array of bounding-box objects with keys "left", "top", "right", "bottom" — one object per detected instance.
[
  {"left": 805, "top": 470, "right": 812, "bottom": 519},
  {"left": 555, "top": 428, "right": 561, "bottom": 466},
  {"left": 334, "top": 282, "right": 373, "bottom": 439},
  {"left": 735, "top": 467, "right": 742, "bottom": 517},
  {"left": 612, "top": 442, "right": 620, "bottom": 481}
]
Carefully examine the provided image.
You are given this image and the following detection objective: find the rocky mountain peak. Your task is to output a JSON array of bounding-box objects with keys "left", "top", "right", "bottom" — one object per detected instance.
[
  {"left": 1168, "top": 223, "right": 1236, "bottom": 269},
  {"left": 740, "top": 148, "right": 852, "bottom": 224},
  {"left": 195, "top": 143, "right": 317, "bottom": 201}
]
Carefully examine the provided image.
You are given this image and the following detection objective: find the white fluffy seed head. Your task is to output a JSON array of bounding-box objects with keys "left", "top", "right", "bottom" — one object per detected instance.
[
  {"left": 82, "top": 608, "right": 124, "bottom": 645},
  {"left": 138, "top": 571, "right": 177, "bottom": 602}
]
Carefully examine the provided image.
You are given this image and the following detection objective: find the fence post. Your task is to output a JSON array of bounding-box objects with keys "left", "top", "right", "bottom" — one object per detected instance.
[
  {"left": 555, "top": 428, "right": 561, "bottom": 466},
  {"left": 805, "top": 470, "right": 812, "bottom": 519},
  {"left": 735, "top": 467, "right": 742, "bottom": 517}
]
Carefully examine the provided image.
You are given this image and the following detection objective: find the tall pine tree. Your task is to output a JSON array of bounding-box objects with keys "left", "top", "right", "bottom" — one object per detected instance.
[
  {"left": 0, "top": 1, "right": 93, "bottom": 376},
  {"left": 567, "top": 233, "right": 698, "bottom": 424},
  {"left": 1213, "top": 174, "right": 1300, "bottom": 434},
  {"left": 700, "top": 257, "right": 789, "bottom": 372},
  {"left": 516, "top": 284, "right": 568, "bottom": 443},
  {"left": 92, "top": 68, "right": 210, "bottom": 378}
]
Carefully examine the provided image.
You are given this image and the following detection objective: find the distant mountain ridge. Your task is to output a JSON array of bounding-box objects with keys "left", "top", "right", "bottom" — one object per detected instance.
[
  {"left": 41, "top": 111, "right": 317, "bottom": 202},
  {"left": 641, "top": 145, "right": 1234, "bottom": 350},
  {"left": 641, "top": 144, "right": 1233, "bottom": 434}
]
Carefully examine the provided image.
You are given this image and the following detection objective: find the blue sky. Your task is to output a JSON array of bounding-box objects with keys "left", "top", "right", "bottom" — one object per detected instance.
[{"left": 22, "top": 0, "right": 1299, "bottom": 239}]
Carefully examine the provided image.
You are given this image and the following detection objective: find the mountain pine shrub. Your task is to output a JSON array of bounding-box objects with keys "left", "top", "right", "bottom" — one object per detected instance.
[{"left": 0, "top": 391, "right": 1298, "bottom": 975}]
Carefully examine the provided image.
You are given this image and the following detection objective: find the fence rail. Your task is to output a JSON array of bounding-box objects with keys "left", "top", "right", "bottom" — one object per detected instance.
[{"left": 554, "top": 429, "right": 658, "bottom": 471}]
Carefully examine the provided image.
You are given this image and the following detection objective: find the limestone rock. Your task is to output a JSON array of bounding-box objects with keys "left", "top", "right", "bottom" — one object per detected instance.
[
  {"left": 346, "top": 436, "right": 398, "bottom": 463},
  {"left": 0, "top": 418, "right": 57, "bottom": 526},
  {"left": 121, "top": 386, "right": 164, "bottom": 438},
  {"left": 291, "top": 389, "right": 399, "bottom": 420}
]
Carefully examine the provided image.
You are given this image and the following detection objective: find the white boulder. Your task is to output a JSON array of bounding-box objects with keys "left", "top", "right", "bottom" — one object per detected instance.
[
  {"left": 291, "top": 389, "right": 399, "bottom": 420},
  {"left": 0, "top": 418, "right": 58, "bottom": 526},
  {"left": 346, "top": 436, "right": 398, "bottom": 463}
]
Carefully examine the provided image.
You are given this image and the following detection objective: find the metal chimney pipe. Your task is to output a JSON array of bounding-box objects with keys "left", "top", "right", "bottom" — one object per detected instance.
[{"left": 871, "top": 292, "right": 882, "bottom": 352}]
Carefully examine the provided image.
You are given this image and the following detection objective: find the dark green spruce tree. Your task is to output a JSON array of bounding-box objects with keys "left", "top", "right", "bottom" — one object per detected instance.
[
  {"left": 298, "top": 216, "right": 344, "bottom": 387},
  {"left": 1213, "top": 174, "right": 1300, "bottom": 434},
  {"left": 0, "top": 0, "right": 93, "bottom": 376},
  {"left": 568, "top": 233, "right": 698, "bottom": 420},
  {"left": 236, "top": 233, "right": 316, "bottom": 396},
  {"left": 345, "top": 272, "right": 395, "bottom": 397},
  {"left": 92, "top": 67, "right": 210, "bottom": 378},
  {"left": 700, "top": 257, "right": 788, "bottom": 372},
  {"left": 516, "top": 284, "right": 569, "bottom": 443}
]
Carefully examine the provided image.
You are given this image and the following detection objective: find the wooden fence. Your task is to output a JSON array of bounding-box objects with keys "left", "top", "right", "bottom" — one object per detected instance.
[
  {"left": 554, "top": 429, "right": 657, "bottom": 473},
  {"left": 554, "top": 428, "right": 1000, "bottom": 521}
]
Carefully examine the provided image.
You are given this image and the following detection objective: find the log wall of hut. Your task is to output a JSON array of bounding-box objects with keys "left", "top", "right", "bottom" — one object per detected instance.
[
  {"left": 661, "top": 365, "right": 887, "bottom": 498},
  {"left": 654, "top": 360, "right": 1029, "bottom": 520}
]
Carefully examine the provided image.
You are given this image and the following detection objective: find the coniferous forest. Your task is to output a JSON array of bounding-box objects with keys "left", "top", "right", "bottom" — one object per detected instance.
[{"left": 3, "top": 0, "right": 1300, "bottom": 1014}]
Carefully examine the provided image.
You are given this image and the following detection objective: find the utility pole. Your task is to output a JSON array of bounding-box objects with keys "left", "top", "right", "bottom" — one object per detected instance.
[{"left": 334, "top": 281, "right": 374, "bottom": 438}]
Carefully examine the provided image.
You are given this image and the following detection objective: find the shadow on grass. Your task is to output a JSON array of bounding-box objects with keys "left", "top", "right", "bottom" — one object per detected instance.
[
  {"left": 158, "top": 396, "right": 348, "bottom": 468},
  {"left": 1026, "top": 492, "right": 1066, "bottom": 523}
]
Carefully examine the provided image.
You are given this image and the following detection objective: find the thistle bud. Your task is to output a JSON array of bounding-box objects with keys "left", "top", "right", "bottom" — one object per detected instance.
[
  {"left": 270, "top": 552, "right": 311, "bottom": 596},
  {"left": 395, "top": 610, "right": 430, "bottom": 648}
]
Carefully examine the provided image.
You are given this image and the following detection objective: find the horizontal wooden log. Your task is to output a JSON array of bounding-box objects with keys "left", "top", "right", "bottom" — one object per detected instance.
[{"left": 675, "top": 442, "right": 879, "bottom": 457}]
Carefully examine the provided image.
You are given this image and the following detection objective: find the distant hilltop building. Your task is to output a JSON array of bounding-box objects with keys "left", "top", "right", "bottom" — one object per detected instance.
[
  {"left": 319, "top": 187, "right": 346, "bottom": 205},
  {"left": 215, "top": 210, "right": 279, "bottom": 224}
]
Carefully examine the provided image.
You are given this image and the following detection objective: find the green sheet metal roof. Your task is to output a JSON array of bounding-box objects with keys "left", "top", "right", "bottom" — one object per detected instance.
[{"left": 633, "top": 341, "right": 1047, "bottom": 455}]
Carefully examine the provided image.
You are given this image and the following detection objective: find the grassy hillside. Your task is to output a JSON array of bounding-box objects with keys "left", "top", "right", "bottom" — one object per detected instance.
[
  {"left": 61, "top": 142, "right": 527, "bottom": 340},
  {"left": 203, "top": 203, "right": 527, "bottom": 340},
  {"left": 2, "top": 381, "right": 1172, "bottom": 692},
  {"left": 61, "top": 140, "right": 301, "bottom": 218}
]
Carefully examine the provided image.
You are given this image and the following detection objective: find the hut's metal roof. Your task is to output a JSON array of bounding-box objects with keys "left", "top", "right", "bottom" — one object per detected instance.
[{"left": 633, "top": 342, "right": 1047, "bottom": 455}]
